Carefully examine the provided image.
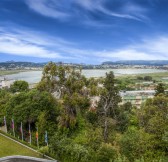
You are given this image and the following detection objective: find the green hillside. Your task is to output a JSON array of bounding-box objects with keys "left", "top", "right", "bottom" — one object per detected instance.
[{"left": 0, "top": 134, "right": 41, "bottom": 158}]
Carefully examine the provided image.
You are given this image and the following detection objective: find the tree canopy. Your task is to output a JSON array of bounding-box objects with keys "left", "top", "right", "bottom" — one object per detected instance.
[
  {"left": 10, "top": 80, "right": 29, "bottom": 93},
  {"left": 0, "top": 63, "right": 168, "bottom": 162}
]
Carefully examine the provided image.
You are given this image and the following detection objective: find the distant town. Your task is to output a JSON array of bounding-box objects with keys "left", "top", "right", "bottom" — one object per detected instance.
[{"left": 1, "top": 60, "right": 168, "bottom": 70}]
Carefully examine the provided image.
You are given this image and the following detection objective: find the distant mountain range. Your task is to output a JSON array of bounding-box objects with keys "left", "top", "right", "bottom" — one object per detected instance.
[{"left": 102, "top": 60, "right": 168, "bottom": 65}]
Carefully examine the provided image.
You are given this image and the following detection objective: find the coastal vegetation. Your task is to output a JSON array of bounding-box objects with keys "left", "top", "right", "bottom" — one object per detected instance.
[
  {"left": 0, "top": 62, "right": 168, "bottom": 161},
  {"left": 0, "top": 69, "right": 41, "bottom": 76},
  {"left": 0, "top": 70, "right": 26, "bottom": 76},
  {"left": 117, "top": 71, "right": 168, "bottom": 82}
]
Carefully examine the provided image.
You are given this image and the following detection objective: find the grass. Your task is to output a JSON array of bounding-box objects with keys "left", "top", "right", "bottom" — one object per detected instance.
[
  {"left": 0, "top": 70, "right": 41, "bottom": 76},
  {"left": 0, "top": 70, "right": 26, "bottom": 76},
  {"left": 0, "top": 134, "right": 41, "bottom": 158},
  {"left": 116, "top": 71, "right": 168, "bottom": 82}
]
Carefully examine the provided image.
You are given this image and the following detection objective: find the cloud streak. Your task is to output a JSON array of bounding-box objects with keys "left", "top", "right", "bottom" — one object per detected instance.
[
  {"left": 26, "top": 0, "right": 70, "bottom": 20},
  {"left": 25, "top": 0, "right": 148, "bottom": 23},
  {"left": 1, "top": 24, "right": 168, "bottom": 63},
  {"left": 0, "top": 27, "right": 70, "bottom": 59},
  {"left": 0, "top": 36, "right": 60, "bottom": 59},
  {"left": 97, "top": 36, "right": 168, "bottom": 61}
]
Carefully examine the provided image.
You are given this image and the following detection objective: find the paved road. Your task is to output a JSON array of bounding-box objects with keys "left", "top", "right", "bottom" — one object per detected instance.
[{"left": 0, "top": 155, "right": 57, "bottom": 162}]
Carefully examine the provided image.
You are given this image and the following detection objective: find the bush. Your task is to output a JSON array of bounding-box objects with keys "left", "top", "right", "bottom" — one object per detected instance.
[
  {"left": 10, "top": 80, "right": 29, "bottom": 93},
  {"left": 39, "top": 146, "right": 49, "bottom": 154},
  {"left": 86, "top": 111, "right": 98, "bottom": 125},
  {"left": 137, "top": 76, "right": 143, "bottom": 80},
  {"left": 96, "top": 143, "right": 117, "bottom": 162},
  {"left": 49, "top": 133, "right": 91, "bottom": 162},
  {"left": 144, "top": 76, "right": 152, "bottom": 81}
]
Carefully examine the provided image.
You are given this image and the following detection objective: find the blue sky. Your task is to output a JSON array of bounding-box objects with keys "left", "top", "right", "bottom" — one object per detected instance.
[{"left": 0, "top": 0, "right": 168, "bottom": 64}]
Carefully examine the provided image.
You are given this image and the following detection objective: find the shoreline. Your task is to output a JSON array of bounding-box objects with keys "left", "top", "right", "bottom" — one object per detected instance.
[
  {"left": 1, "top": 69, "right": 168, "bottom": 84},
  {"left": 0, "top": 69, "right": 42, "bottom": 76}
]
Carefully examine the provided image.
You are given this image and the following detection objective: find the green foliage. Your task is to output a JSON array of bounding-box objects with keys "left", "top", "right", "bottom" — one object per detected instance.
[
  {"left": 37, "top": 62, "right": 58, "bottom": 92},
  {"left": 1, "top": 63, "right": 168, "bottom": 161},
  {"left": 137, "top": 76, "right": 143, "bottom": 80},
  {"left": 39, "top": 146, "right": 49, "bottom": 155},
  {"left": 58, "top": 93, "right": 90, "bottom": 131},
  {"left": 137, "top": 76, "right": 153, "bottom": 82},
  {"left": 98, "top": 71, "right": 121, "bottom": 142},
  {"left": 96, "top": 143, "right": 117, "bottom": 162},
  {"left": 116, "top": 78, "right": 135, "bottom": 91},
  {"left": 49, "top": 133, "right": 91, "bottom": 162},
  {"left": 6, "top": 89, "right": 59, "bottom": 124},
  {"left": 3, "top": 89, "right": 60, "bottom": 145},
  {"left": 0, "top": 89, "right": 11, "bottom": 121},
  {"left": 134, "top": 95, "right": 168, "bottom": 160},
  {"left": 87, "top": 78, "right": 102, "bottom": 96},
  {"left": 10, "top": 80, "right": 29, "bottom": 93},
  {"left": 116, "top": 102, "right": 133, "bottom": 132},
  {"left": 86, "top": 110, "right": 98, "bottom": 125},
  {"left": 155, "top": 83, "right": 165, "bottom": 96},
  {"left": 144, "top": 76, "right": 152, "bottom": 81},
  {"left": 120, "top": 128, "right": 154, "bottom": 162},
  {"left": 37, "top": 62, "right": 87, "bottom": 96}
]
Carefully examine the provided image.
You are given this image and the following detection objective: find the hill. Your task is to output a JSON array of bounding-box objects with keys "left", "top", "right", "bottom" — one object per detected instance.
[{"left": 102, "top": 60, "right": 168, "bottom": 65}]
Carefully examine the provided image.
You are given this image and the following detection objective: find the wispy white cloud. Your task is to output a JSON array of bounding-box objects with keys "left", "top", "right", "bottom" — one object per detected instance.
[
  {"left": 0, "top": 35, "right": 61, "bottom": 58},
  {"left": 52, "top": 35, "right": 168, "bottom": 61},
  {"left": 1, "top": 24, "right": 168, "bottom": 62},
  {"left": 26, "top": 0, "right": 70, "bottom": 20},
  {"left": 97, "top": 36, "right": 168, "bottom": 61},
  {"left": 0, "top": 26, "right": 72, "bottom": 59},
  {"left": 25, "top": 0, "right": 148, "bottom": 23},
  {"left": 74, "top": 0, "right": 102, "bottom": 11},
  {"left": 76, "top": 0, "right": 146, "bottom": 21},
  {"left": 98, "top": 49, "right": 166, "bottom": 60},
  {"left": 139, "top": 37, "right": 168, "bottom": 54}
]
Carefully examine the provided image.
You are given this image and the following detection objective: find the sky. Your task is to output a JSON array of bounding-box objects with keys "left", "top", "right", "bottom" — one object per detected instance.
[{"left": 0, "top": 0, "right": 168, "bottom": 64}]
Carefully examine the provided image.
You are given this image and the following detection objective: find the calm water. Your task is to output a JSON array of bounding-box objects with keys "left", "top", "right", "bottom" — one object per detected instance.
[{"left": 4, "top": 69, "right": 167, "bottom": 84}]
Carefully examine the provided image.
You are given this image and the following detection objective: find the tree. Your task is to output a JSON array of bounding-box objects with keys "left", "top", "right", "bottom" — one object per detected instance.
[
  {"left": 37, "top": 62, "right": 58, "bottom": 93},
  {"left": 50, "top": 133, "right": 91, "bottom": 162},
  {"left": 5, "top": 89, "right": 60, "bottom": 142},
  {"left": 38, "top": 62, "right": 90, "bottom": 132},
  {"left": 37, "top": 62, "right": 87, "bottom": 97},
  {"left": 10, "top": 80, "right": 29, "bottom": 93},
  {"left": 137, "top": 76, "right": 143, "bottom": 80},
  {"left": 98, "top": 71, "right": 121, "bottom": 142},
  {"left": 58, "top": 93, "right": 90, "bottom": 131},
  {"left": 117, "top": 102, "right": 133, "bottom": 132},
  {"left": 0, "top": 89, "right": 11, "bottom": 125},
  {"left": 144, "top": 76, "right": 152, "bottom": 81},
  {"left": 120, "top": 128, "right": 154, "bottom": 162},
  {"left": 155, "top": 83, "right": 165, "bottom": 96},
  {"left": 137, "top": 95, "right": 168, "bottom": 158},
  {"left": 96, "top": 143, "right": 117, "bottom": 162}
]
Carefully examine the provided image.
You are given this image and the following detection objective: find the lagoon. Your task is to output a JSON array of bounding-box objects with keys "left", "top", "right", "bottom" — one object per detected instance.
[{"left": 4, "top": 69, "right": 167, "bottom": 84}]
